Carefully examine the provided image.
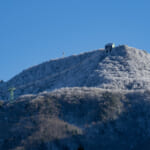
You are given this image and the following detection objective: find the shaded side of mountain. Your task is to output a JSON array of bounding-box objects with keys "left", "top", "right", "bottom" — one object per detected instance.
[{"left": 0, "top": 87, "right": 150, "bottom": 150}]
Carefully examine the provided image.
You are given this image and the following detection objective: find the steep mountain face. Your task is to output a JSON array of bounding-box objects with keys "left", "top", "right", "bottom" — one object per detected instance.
[{"left": 0, "top": 45, "right": 150, "bottom": 100}]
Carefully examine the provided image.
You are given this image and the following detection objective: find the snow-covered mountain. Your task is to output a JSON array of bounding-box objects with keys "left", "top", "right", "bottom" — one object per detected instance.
[
  {"left": 0, "top": 45, "right": 150, "bottom": 100},
  {"left": 1, "top": 45, "right": 150, "bottom": 150}
]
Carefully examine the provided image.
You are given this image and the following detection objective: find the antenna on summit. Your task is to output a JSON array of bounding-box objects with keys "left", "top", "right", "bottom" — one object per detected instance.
[{"left": 62, "top": 52, "right": 65, "bottom": 58}]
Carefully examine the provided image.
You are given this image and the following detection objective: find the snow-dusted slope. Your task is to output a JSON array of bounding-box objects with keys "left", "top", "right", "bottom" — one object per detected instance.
[
  {"left": 86, "top": 45, "right": 150, "bottom": 89},
  {"left": 0, "top": 45, "right": 150, "bottom": 100}
]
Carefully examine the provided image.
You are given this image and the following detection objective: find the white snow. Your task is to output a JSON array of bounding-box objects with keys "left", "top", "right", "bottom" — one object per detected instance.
[{"left": 0, "top": 45, "right": 150, "bottom": 99}]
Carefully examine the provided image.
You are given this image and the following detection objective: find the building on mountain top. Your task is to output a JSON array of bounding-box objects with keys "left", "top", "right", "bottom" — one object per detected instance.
[{"left": 105, "top": 43, "right": 115, "bottom": 53}]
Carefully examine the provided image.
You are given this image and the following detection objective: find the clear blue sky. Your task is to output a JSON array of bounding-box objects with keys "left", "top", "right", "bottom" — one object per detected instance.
[{"left": 0, "top": 0, "right": 150, "bottom": 81}]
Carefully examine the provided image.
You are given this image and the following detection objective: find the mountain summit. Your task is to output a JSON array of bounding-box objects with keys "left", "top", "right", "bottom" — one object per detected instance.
[{"left": 0, "top": 45, "right": 150, "bottom": 100}]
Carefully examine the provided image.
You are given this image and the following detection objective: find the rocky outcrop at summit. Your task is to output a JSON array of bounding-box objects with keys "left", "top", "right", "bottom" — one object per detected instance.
[{"left": 0, "top": 45, "right": 150, "bottom": 100}]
